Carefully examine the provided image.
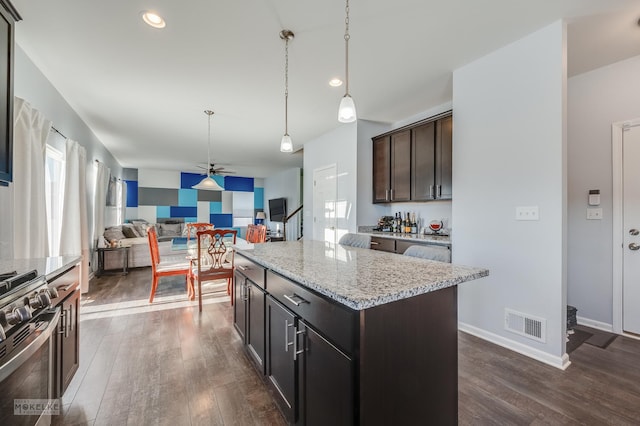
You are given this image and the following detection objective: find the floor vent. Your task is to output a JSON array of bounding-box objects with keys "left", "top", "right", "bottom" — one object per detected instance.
[{"left": 504, "top": 309, "right": 546, "bottom": 343}]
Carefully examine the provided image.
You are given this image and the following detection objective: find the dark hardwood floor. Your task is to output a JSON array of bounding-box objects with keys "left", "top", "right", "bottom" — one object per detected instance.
[{"left": 58, "top": 268, "right": 640, "bottom": 425}]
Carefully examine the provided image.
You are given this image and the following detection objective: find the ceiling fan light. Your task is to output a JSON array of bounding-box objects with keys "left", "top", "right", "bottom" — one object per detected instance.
[
  {"left": 280, "top": 134, "right": 293, "bottom": 153},
  {"left": 192, "top": 175, "right": 224, "bottom": 191},
  {"left": 338, "top": 95, "right": 357, "bottom": 123}
]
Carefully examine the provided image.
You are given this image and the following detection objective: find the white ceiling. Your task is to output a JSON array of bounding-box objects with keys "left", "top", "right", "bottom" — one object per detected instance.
[{"left": 12, "top": 0, "right": 640, "bottom": 178}]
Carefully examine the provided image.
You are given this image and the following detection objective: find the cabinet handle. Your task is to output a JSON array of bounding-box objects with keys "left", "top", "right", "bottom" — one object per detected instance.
[
  {"left": 437, "top": 185, "right": 442, "bottom": 198},
  {"left": 285, "top": 319, "right": 294, "bottom": 353},
  {"left": 284, "top": 294, "right": 309, "bottom": 306},
  {"left": 293, "top": 326, "right": 305, "bottom": 361},
  {"left": 243, "top": 284, "right": 249, "bottom": 301},
  {"left": 429, "top": 185, "right": 434, "bottom": 199},
  {"left": 385, "top": 189, "right": 389, "bottom": 201},
  {"left": 370, "top": 241, "right": 379, "bottom": 245},
  {"left": 69, "top": 303, "right": 74, "bottom": 333},
  {"left": 237, "top": 265, "right": 248, "bottom": 271},
  {"left": 58, "top": 309, "right": 66, "bottom": 335}
]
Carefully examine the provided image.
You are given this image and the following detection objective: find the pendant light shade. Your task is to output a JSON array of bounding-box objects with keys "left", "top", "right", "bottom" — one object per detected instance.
[
  {"left": 338, "top": 94, "right": 356, "bottom": 123},
  {"left": 280, "top": 134, "right": 293, "bottom": 153},
  {"left": 280, "top": 30, "right": 294, "bottom": 153},
  {"left": 338, "top": 0, "right": 356, "bottom": 123},
  {"left": 192, "top": 110, "right": 224, "bottom": 191}
]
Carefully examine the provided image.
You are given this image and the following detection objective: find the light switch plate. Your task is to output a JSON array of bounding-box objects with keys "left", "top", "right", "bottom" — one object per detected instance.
[
  {"left": 587, "top": 208, "right": 603, "bottom": 220},
  {"left": 516, "top": 206, "right": 539, "bottom": 221}
]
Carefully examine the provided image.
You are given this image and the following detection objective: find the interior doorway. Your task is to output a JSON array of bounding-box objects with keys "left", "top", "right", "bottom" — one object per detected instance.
[
  {"left": 312, "top": 164, "right": 337, "bottom": 243},
  {"left": 613, "top": 119, "right": 640, "bottom": 335}
]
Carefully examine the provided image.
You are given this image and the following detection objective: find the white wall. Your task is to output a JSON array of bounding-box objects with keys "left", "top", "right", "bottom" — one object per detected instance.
[
  {"left": 453, "top": 21, "right": 568, "bottom": 367},
  {"left": 567, "top": 54, "right": 640, "bottom": 328},
  {"left": 0, "top": 46, "right": 122, "bottom": 260},
  {"left": 264, "top": 167, "right": 302, "bottom": 241},
  {"left": 304, "top": 123, "right": 358, "bottom": 240}
]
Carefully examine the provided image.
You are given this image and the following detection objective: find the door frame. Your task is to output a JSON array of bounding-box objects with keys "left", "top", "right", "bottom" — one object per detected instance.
[{"left": 612, "top": 118, "right": 640, "bottom": 335}]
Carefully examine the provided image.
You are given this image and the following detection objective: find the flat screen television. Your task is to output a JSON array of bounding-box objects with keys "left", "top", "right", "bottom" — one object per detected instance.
[{"left": 268, "top": 197, "right": 287, "bottom": 222}]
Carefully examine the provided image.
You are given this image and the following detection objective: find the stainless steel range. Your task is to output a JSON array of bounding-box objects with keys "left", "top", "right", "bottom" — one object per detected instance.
[{"left": 0, "top": 269, "right": 62, "bottom": 426}]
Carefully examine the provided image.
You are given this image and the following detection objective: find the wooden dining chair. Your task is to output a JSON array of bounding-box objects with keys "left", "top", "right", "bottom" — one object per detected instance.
[
  {"left": 185, "top": 222, "right": 214, "bottom": 243},
  {"left": 246, "top": 224, "right": 267, "bottom": 243},
  {"left": 190, "top": 229, "right": 237, "bottom": 312},
  {"left": 147, "top": 227, "right": 193, "bottom": 303}
]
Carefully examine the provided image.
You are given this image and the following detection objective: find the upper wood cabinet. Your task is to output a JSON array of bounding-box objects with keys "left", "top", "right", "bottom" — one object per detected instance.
[
  {"left": 0, "top": 1, "right": 19, "bottom": 186},
  {"left": 373, "top": 113, "right": 452, "bottom": 203}
]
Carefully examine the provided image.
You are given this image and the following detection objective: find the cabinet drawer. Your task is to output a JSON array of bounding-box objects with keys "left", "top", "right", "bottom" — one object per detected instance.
[
  {"left": 266, "top": 271, "right": 356, "bottom": 355},
  {"left": 235, "top": 254, "right": 265, "bottom": 288},
  {"left": 370, "top": 236, "right": 396, "bottom": 253}
]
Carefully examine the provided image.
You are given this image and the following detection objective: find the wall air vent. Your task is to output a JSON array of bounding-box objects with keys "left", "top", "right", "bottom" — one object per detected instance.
[{"left": 504, "top": 308, "right": 546, "bottom": 343}]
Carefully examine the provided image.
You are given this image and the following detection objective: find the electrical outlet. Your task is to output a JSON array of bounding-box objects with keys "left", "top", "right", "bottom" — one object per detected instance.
[
  {"left": 586, "top": 208, "right": 603, "bottom": 220},
  {"left": 515, "top": 206, "right": 539, "bottom": 221}
]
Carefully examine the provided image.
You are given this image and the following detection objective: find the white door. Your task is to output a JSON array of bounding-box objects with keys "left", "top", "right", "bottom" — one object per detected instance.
[
  {"left": 623, "top": 123, "right": 640, "bottom": 334},
  {"left": 312, "top": 165, "right": 337, "bottom": 243}
]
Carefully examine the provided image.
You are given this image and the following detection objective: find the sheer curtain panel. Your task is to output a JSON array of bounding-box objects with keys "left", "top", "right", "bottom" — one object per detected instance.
[
  {"left": 92, "top": 161, "right": 109, "bottom": 250},
  {"left": 60, "top": 139, "right": 90, "bottom": 293},
  {"left": 12, "top": 97, "right": 52, "bottom": 258}
]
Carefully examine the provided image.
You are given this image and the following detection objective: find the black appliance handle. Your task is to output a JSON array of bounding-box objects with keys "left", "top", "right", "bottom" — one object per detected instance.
[{"left": 0, "top": 307, "right": 61, "bottom": 383}]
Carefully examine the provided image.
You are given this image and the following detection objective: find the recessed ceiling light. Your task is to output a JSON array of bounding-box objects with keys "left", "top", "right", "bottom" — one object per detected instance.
[
  {"left": 142, "top": 11, "right": 166, "bottom": 29},
  {"left": 329, "top": 78, "right": 343, "bottom": 87}
]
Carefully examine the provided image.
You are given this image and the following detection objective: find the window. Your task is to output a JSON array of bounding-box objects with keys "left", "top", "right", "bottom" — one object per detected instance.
[{"left": 45, "top": 145, "right": 65, "bottom": 256}]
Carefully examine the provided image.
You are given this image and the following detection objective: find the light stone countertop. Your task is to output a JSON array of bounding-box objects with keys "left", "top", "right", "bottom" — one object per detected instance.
[
  {"left": 237, "top": 240, "right": 487, "bottom": 310},
  {"left": 359, "top": 231, "right": 451, "bottom": 246},
  {"left": 0, "top": 256, "right": 82, "bottom": 280}
]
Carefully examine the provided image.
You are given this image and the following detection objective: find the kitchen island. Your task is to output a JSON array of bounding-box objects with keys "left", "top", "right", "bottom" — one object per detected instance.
[{"left": 234, "top": 240, "right": 488, "bottom": 425}]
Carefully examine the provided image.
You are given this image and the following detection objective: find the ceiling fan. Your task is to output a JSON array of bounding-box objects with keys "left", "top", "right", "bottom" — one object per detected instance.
[{"left": 197, "top": 163, "right": 236, "bottom": 176}]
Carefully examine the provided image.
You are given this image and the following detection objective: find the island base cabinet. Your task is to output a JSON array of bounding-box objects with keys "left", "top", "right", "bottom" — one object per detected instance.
[
  {"left": 234, "top": 270, "right": 266, "bottom": 372},
  {"left": 266, "top": 296, "right": 298, "bottom": 423},
  {"left": 299, "top": 323, "right": 354, "bottom": 426}
]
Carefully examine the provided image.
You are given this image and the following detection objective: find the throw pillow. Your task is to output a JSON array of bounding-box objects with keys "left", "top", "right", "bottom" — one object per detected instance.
[
  {"left": 104, "top": 226, "right": 126, "bottom": 241},
  {"left": 134, "top": 224, "right": 149, "bottom": 237},
  {"left": 159, "top": 223, "right": 182, "bottom": 237},
  {"left": 121, "top": 224, "right": 139, "bottom": 238}
]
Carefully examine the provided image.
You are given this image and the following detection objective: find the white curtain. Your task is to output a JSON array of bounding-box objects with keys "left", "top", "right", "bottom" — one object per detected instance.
[
  {"left": 92, "top": 161, "right": 109, "bottom": 250},
  {"left": 60, "top": 139, "right": 90, "bottom": 293},
  {"left": 12, "top": 97, "right": 52, "bottom": 258}
]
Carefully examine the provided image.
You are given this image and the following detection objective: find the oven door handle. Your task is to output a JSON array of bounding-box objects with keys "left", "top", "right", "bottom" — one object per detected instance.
[{"left": 0, "top": 307, "right": 61, "bottom": 383}]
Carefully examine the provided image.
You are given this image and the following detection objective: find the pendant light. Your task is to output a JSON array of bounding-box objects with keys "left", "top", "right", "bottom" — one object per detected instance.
[
  {"left": 192, "top": 110, "right": 224, "bottom": 191},
  {"left": 338, "top": 0, "right": 356, "bottom": 123},
  {"left": 280, "top": 30, "right": 294, "bottom": 153}
]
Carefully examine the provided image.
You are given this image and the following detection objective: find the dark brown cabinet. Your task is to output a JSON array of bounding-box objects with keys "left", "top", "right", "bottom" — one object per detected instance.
[
  {"left": 234, "top": 266, "right": 266, "bottom": 372},
  {"left": 373, "top": 112, "right": 452, "bottom": 203},
  {"left": 58, "top": 289, "right": 79, "bottom": 395},
  {"left": 267, "top": 274, "right": 355, "bottom": 425},
  {"left": 370, "top": 236, "right": 451, "bottom": 260},
  {"left": 0, "top": 1, "right": 18, "bottom": 186}
]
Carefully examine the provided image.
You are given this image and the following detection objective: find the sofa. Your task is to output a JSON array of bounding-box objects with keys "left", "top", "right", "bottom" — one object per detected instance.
[{"left": 101, "top": 219, "right": 187, "bottom": 270}]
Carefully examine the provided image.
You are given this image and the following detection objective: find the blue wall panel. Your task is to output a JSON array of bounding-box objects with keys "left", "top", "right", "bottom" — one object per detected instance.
[
  {"left": 184, "top": 217, "right": 198, "bottom": 224},
  {"left": 156, "top": 206, "right": 171, "bottom": 218},
  {"left": 225, "top": 176, "right": 254, "bottom": 192},
  {"left": 254, "top": 187, "right": 264, "bottom": 209},
  {"left": 171, "top": 206, "right": 197, "bottom": 218},
  {"left": 178, "top": 189, "right": 197, "bottom": 206},
  {"left": 181, "top": 172, "right": 206, "bottom": 189},
  {"left": 210, "top": 201, "right": 222, "bottom": 214},
  {"left": 125, "top": 180, "right": 138, "bottom": 207},
  {"left": 210, "top": 213, "right": 233, "bottom": 228}
]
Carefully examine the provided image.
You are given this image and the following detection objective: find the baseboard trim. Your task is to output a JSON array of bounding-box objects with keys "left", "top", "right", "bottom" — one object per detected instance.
[
  {"left": 458, "top": 322, "right": 571, "bottom": 370},
  {"left": 576, "top": 316, "right": 614, "bottom": 332}
]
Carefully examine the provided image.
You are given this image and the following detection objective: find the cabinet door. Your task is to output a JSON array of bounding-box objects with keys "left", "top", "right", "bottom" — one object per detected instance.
[
  {"left": 60, "top": 290, "right": 79, "bottom": 395},
  {"left": 435, "top": 116, "right": 453, "bottom": 199},
  {"left": 246, "top": 280, "right": 266, "bottom": 373},
  {"left": 266, "top": 296, "right": 298, "bottom": 423},
  {"left": 370, "top": 236, "right": 396, "bottom": 253},
  {"left": 412, "top": 122, "right": 436, "bottom": 201},
  {"left": 372, "top": 136, "right": 391, "bottom": 203},
  {"left": 299, "top": 322, "right": 354, "bottom": 426},
  {"left": 390, "top": 130, "right": 411, "bottom": 201},
  {"left": 233, "top": 271, "right": 247, "bottom": 341}
]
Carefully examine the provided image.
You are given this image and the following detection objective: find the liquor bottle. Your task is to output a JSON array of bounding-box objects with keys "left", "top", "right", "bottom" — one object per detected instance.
[
  {"left": 411, "top": 213, "right": 417, "bottom": 234},
  {"left": 391, "top": 214, "right": 397, "bottom": 233},
  {"left": 405, "top": 212, "right": 411, "bottom": 234}
]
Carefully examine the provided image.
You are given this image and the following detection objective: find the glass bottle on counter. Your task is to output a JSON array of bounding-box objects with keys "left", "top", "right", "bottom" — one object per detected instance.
[
  {"left": 411, "top": 213, "right": 417, "bottom": 234},
  {"left": 405, "top": 212, "right": 411, "bottom": 234}
]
